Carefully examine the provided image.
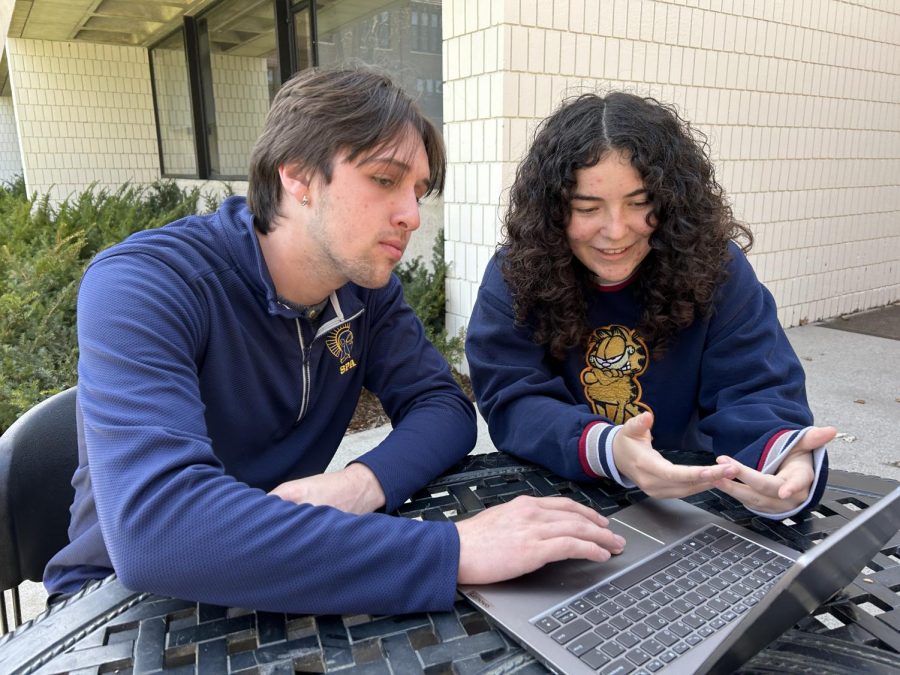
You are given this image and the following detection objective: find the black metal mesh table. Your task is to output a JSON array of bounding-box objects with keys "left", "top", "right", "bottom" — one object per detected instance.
[{"left": 2, "top": 452, "right": 899, "bottom": 674}]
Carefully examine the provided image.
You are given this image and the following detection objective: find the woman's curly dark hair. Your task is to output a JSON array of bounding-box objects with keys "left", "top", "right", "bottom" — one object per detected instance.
[{"left": 502, "top": 91, "right": 753, "bottom": 359}]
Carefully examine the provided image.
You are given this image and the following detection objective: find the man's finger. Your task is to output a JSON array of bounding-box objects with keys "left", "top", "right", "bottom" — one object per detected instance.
[{"left": 517, "top": 495, "right": 610, "bottom": 527}]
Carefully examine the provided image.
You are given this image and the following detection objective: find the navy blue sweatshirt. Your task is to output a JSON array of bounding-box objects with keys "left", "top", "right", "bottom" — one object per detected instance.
[{"left": 44, "top": 196, "right": 475, "bottom": 615}]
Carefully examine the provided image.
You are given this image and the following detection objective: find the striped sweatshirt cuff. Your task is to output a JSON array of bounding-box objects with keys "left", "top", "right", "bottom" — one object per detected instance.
[
  {"left": 746, "top": 427, "right": 827, "bottom": 520},
  {"left": 578, "top": 421, "right": 636, "bottom": 488}
]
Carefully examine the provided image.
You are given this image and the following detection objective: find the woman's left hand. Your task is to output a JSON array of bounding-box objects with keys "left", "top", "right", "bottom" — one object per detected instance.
[{"left": 705, "top": 426, "right": 836, "bottom": 514}]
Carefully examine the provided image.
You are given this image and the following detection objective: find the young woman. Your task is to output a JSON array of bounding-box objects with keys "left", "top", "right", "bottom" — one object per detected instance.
[{"left": 466, "top": 92, "right": 835, "bottom": 519}]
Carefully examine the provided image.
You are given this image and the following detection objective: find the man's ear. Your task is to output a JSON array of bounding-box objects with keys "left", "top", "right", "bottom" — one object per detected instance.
[{"left": 278, "top": 163, "right": 311, "bottom": 202}]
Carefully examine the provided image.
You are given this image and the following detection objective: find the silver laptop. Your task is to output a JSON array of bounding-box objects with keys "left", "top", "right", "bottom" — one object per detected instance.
[{"left": 460, "top": 487, "right": 900, "bottom": 675}]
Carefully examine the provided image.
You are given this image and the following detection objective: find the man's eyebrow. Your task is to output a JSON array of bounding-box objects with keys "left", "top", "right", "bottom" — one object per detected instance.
[
  {"left": 571, "top": 187, "right": 648, "bottom": 201},
  {"left": 357, "top": 156, "right": 432, "bottom": 189}
]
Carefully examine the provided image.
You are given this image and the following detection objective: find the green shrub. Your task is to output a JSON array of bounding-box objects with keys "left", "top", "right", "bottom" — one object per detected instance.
[
  {"left": 395, "top": 230, "right": 465, "bottom": 365},
  {"left": 0, "top": 178, "right": 223, "bottom": 434}
]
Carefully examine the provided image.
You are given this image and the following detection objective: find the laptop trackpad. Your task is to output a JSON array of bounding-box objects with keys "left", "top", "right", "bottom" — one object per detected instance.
[{"left": 504, "top": 517, "right": 667, "bottom": 599}]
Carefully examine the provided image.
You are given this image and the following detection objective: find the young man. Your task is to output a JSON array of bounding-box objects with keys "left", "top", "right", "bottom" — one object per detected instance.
[{"left": 44, "top": 67, "right": 624, "bottom": 616}]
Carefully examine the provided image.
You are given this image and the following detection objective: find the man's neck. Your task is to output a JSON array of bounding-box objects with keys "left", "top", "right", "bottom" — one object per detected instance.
[{"left": 255, "top": 221, "right": 339, "bottom": 307}]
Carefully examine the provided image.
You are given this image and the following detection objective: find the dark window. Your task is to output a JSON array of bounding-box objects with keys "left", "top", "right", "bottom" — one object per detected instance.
[
  {"left": 150, "top": 0, "right": 442, "bottom": 179},
  {"left": 149, "top": 31, "right": 198, "bottom": 177}
]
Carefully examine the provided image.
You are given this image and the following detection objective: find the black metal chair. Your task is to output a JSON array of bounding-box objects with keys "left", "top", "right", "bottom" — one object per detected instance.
[{"left": 0, "top": 387, "right": 78, "bottom": 634}]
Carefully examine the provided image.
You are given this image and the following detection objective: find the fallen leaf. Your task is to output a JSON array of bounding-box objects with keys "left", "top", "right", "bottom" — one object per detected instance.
[
  {"left": 802, "top": 356, "right": 812, "bottom": 362},
  {"left": 835, "top": 433, "right": 857, "bottom": 442},
  {"left": 854, "top": 399, "right": 866, "bottom": 404}
]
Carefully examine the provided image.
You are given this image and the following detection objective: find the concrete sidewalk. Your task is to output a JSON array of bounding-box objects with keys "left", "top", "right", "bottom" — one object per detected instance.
[{"left": 12, "top": 311, "right": 900, "bottom": 627}]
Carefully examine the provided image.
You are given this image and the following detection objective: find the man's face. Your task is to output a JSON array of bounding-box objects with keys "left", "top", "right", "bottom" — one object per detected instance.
[{"left": 306, "top": 129, "right": 431, "bottom": 290}]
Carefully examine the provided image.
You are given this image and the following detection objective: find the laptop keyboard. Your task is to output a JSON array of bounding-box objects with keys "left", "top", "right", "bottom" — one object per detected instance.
[{"left": 532, "top": 524, "right": 793, "bottom": 674}]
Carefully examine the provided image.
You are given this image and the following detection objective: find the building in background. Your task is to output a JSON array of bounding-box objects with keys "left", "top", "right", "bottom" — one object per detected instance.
[{"left": 0, "top": 0, "right": 897, "bottom": 352}]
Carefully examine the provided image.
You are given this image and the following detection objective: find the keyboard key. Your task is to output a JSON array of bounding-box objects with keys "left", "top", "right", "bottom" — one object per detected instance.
[
  {"left": 535, "top": 616, "right": 560, "bottom": 633},
  {"left": 683, "top": 591, "right": 705, "bottom": 607},
  {"left": 719, "top": 590, "right": 741, "bottom": 605},
  {"left": 616, "top": 632, "right": 640, "bottom": 649},
  {"left": 650, "top": 591, "right": 671, "bottom": 605},
  {"left": 625, "top": 647, "right": 651, "bottom": 666},
  {"left": 567, "top": 630, "right": 603, "bottom": 656},
  {"left": 585, "top": 607, "right": 608, "bottom": 624},
  {"left": 683, "top": 613, "right": 705, "bottom": 629},
  {"left": 695, "top": 606, "right": 717, "bottom": 621},
  {"left": 600, "top": 657, "right": 634, "bottom": 674},
  {"left": 570, "top": 599, "right": 593, "bottom": 613},
  {"left": 624, "top": 608, "right": 646, "bottom": 622},
  {"left": 710, "top": 618, "right": 726, "bottom": 629},
  {"left": 614, "top": 594, "right": 635, "bottom": 609},
  {"left": 646, "top": 658, "right": 665, "bottom": 671},
  {"left": 637, "top": 599, "right": 660, "bottom": 614},
  {"left": 686, "top": 634, "right": 703, "bottom": 646},
  {"left": 660, "top": 649, "right": 678, "bottom": 663},
  {"left": 663, "top": 584, "right": 685, "bottom": 598},
  {"left": 594, "top": 621, "right": 617, "bottom": 640},
  {"left": 698, "top": 625, "right": 715, "bottom": 637},
  {"left": 652, "top": 571, "right": 676, "bottom": 586},
  {"left": 552, "top": 608, "right": 577, "bottom": 623},
  {"left": 719, "top": 570, "right": 740, "bottom": 584},
  {"left": 674, "top": 577, "right": 698, "bottom": 591},
  {"left": 580, "top": 647, "right": 610, "bottom": 670},
  {"left": 656, "top": 629, "right": 678, "bottom": 646},
  {"left": 601, "top": 641, "right": 626, "bottom": 658},
  {"left": 610, "top": 615, "right": 633, "bottom": 630},
  {"left": 710, "top": 534, "right": 741, "bottom": 551},
  {"left": 708, "top": 577, "right": 728, "bottom": 591},
  {"left": 551, "top": 618, "right": 591, "bottom": 644},
  {"left": 641, "top": 578, "right": 663, "bottom": 592},
  {"left": 670, "top": 598, "right": 692, "bottom": 614},
  {"left": 645, "top": 614, "right": 668, "bottom": 630},
  {"left": 733, "top": 541, "right": 759, "bottom": 557},
  {"left": 612, "top": 552, "right": 681, "bottom": 591},
  {"left": 675, "top": 559, "right": 697, "bottom": 573},
  {"left": 695, "top": 584, "right": 717, "bottom": 599},
  {"left": 669, "top": 621, "right": 691, "bottom": 637},
  {"left": 631, "top": 622, "right": 653, "bottom": 639},
  {"left": 752, "top": 549, "right": 775, "bottom": 563},
  {"left": 642, "top": 638, "right": 664, "bottom": 656},
  {"left": 601, "top": 600, "right": 623, "bottom": 616},
  {"left": 627, "top": 586, "right": 651, "bottom": 601},
  {"left": 707, "top": 597, "right": 729, "bottom": 613},
  {"left": 659, "top": 606, "right": 680, "bottom": 622},
  {"left": 673, "top": 642, "right": 690, "bottom": 654}
]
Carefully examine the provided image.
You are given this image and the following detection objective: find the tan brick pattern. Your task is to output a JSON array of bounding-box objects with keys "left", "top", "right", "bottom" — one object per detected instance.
[
  {"left": 6, "top": 38, "right": 158, "bottom": 202},
  {"left": 444, "top": 0, "right": 900, "bottom": 343}
]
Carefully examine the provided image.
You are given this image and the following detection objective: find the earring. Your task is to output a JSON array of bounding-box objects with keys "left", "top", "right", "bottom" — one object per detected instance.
[{"left": 300, "top": 195, "right": 309, "bottom": 207}]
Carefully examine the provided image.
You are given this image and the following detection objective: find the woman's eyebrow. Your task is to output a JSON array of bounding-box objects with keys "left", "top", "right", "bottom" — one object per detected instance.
[{"left": 571, "top": 187, "right": 648, "bottom": 201}]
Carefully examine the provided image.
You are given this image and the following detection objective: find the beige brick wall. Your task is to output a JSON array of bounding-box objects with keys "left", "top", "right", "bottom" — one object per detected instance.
[
  {"left": 443, "top": 0, "right": 900, "bottom": 343},
  {"left": 0, "top": 95, "right": 22, "bottom": 181},
  {"left": 6, "top": 38, "right": 158, "bottom": 203}
]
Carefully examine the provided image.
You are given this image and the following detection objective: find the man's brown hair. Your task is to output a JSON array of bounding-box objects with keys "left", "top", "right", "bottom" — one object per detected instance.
[{"left": 247, "top": 65, "right": 445, "bottom": 232}]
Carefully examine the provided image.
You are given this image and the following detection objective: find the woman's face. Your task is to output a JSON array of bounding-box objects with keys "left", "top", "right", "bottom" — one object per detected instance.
[{"left": 566, "top": 150, "right": 656, "bottom": 286}]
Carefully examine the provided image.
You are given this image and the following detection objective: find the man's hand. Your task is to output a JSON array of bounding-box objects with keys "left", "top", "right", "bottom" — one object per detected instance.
[
  {"left": 612, "top": 412, "right": 738, "bottom": 498},
  {"left": 269, "top": 463, "right": 386, "bottom": 514},
  {"left": 707, "top": 426, "right": 836, "bottom": 514},
  {"left": 456, "top": 495, "right": 626, "bottom": 584}
]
